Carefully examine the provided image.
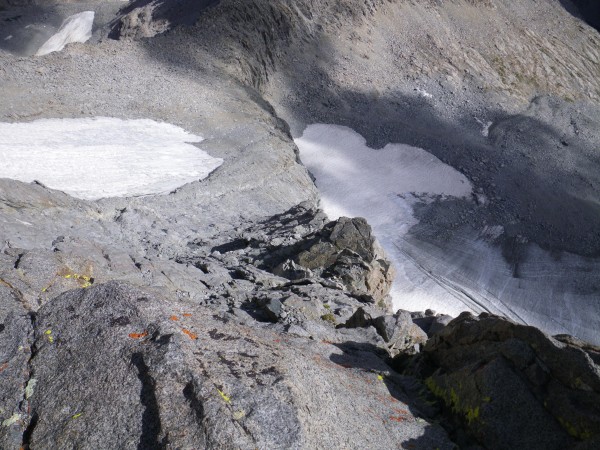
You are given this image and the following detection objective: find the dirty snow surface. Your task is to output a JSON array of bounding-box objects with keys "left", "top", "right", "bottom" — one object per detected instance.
[
  {"left": 295, "top": 123, "right": 473, "bottom": 309},
  {"left": 295, "top": 124, "right": 600, "bottom": 345},
  {"left": 0, "top": 117, "right": 223, "bottom": 200},
  {"left": 35, "top": 11, "right": 94, "bottom": 56}
]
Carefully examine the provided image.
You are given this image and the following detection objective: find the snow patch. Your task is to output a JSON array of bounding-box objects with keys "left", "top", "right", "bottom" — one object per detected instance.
[
  {"left": 0, "top": 117, "right": 223, "bottom": 200},
  {"left": 35, "top": 11, "right": 94, "bottom": 56},
  {"left": 400, "top": 229, "right": 600, "bottom": 345},
  {"left": 415, "top": 88, "right": 433, "bottom": 99},
  {"left": 295, "top": 124, "right": 472, "bottom": 312},
  {"left": 475, "top": 117, "right": 493, "bottom": 137},
  {"left": 295, "top": 124, "right": 600, "bottom": 345}
]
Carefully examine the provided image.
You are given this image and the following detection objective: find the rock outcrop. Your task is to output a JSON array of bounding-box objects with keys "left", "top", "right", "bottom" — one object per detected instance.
[
  {"left": 341, "top": 307, "right": 428, "bottom": 357},
  {"left": 400, "top": 312, "right": 600, "bottom": 449},
  {"left": 265, "top": 216, "right": 395, "bottom": 306},
  {"left": 0, "top": 282, "right": 455, "bottom": 450}
]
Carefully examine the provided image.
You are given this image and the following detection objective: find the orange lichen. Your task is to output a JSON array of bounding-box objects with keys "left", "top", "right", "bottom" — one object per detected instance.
[
  {"left": 182, "top": 313, "right": 192, "bottom": 317},
  {"left": 169, "top": 315, "right": 179, "bottom": 321},
  {"left": 182, "top": 329, "right": 198, "bottom": 340},
  {"left": 390, "top": 416, "right": 406, "bottom": 423},
  {"left": 376, "top": 393, "right": 400, "bottom": 404},
  {"left": 128, "top": 332, "right": 148, "bottom": 339}
]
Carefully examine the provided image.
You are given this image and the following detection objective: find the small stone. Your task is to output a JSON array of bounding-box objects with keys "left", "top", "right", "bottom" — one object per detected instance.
[{"left": 263, "top": 298, "right": 283, "bottom": 323}]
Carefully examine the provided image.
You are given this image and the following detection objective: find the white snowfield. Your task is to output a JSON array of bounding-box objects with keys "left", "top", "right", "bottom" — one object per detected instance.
[
  {"left": 36, "top": 11, "right": 95, "bottom": 56},
  {"left": 0, "top": 117, "right": 223, "bottom": 200},
  {"left": 295, "top": 124, "right": 600, "bottom": 345},
  {"left": 295, "top": 124, "right": 472, "bottom": 311}
]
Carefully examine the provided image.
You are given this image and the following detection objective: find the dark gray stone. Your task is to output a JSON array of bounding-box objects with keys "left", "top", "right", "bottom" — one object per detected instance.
[
  {"left": 372, "top": 315, "right": 397, "bottom": 343},
  {"left": 0, "top": 287, "right": 33, "bottom": 450},
  {"left": 262, "top": 298, "right": 283, "bottom": 323},
  {"left": 407, "top": 313, "right": 600, "bottom": 449},
  {"left": 339, "top": 307, "right": 372, "bottom": 329},
  {"left": 413, "top": 313, "right": 454, "bottom": 337}
]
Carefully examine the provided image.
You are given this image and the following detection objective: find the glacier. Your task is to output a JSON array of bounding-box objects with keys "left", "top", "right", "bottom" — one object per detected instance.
[{"left": 295, "top": 124, "right": 600, "bottom": 345}]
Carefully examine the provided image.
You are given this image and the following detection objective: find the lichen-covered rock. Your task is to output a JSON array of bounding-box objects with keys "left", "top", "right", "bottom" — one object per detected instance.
[
  {"left": 404, "top": 312, "right": 600, "bottom": 449},
  {"left": 6, "top": 281, "right": 454, "bottom": 450}
]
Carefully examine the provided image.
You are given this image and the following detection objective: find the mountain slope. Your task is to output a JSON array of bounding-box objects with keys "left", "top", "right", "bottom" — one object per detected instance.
[{"left": 0, "top": 0, "right": 599, "bottom": 448}]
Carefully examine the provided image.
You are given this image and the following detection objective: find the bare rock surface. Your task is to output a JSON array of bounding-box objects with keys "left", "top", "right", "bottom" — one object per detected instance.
[
  {"left": 0, "top": 0, "right": 599, "bottom": 448},
  {"left": 340, "top": 307, "right": 428, "bottom": 356},
  {"left": 0, "top": 287, "right": 33, "bottom": 450},
  {"left": 400, "top": 312, "right": 600, "bottom": 449},
  {"left": 1, "top": 281, "right": 454, "bottom": 449},
  {"left": 98, "top": 0, "right": 600, "bottom": 342},
  {"left": 263, "top": 216, "right": 395, "bottom": 305}
]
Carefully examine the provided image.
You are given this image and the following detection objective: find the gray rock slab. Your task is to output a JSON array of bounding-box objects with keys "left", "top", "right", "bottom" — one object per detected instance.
[{"left": 18, "top": 282, "right": 454, "bottom": 449}]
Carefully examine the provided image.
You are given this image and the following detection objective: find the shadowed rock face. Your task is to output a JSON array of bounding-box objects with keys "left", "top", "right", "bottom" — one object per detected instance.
[
  {"left": 400, "top": 313, "right": 600, "bottom": 449},
  {"left": 568, "top": 0, "right": 600, "bottom": 31},
  {"left": 0, "top": 0, "right": 66, "bottom": 6},
  {"left": 109, "top": 0, "right": 220, "bottom": 39}
]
